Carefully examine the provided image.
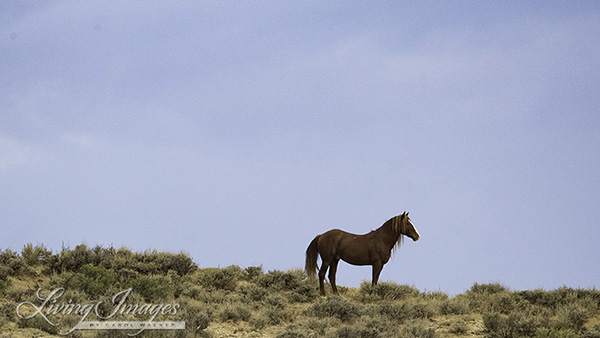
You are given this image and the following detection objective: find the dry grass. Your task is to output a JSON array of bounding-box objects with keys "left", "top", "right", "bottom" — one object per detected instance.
[{"left": 2, "top": 245, "right": 600, "bottom": 338}]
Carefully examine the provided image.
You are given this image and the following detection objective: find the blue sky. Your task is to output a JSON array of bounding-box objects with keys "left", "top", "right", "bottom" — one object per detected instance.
[{"left": 1, "top": 1, "right": 599, "bottom": 295}]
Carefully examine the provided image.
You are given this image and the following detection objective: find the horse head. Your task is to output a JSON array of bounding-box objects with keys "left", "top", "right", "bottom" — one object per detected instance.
[{"left": 401, "top": 212, "right": 420, "bottom": 242}]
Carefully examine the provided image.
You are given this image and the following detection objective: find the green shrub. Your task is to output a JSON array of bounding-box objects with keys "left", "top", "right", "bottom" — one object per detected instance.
[
  {"left": 244, "top": 265, "right": 264, "bottom": 280},
  {"left": 125, "top": 274, "right": 175, "bottom": 302},
  {"left": 581, "top": 325, "right": 600, "bottom": 338},
  {"left": 403, "top": 319, "right": 436, "bottom": 338},
  {"left": 410, "top": 301, "right": 439, "bottom": 319},
  {"left": 223, "top": 265, "right": 246, "bottom": 281},
  {"left": 0, "top": 301, "right": 17, "bottom": 322},
  {"left": 0, "top": 279, "right": 10, "bottom": 297},
  {"left": 179, "top": 303, "right": 210, "bottom": 332},
  {"left": 488, "top": 292, "right": 520, "bottom": 315},
  {"left": 238, "top": 283, "right": 267, "bottom": 302},
  {"left": 423, "top": 291, "right": 450, "bottom": 301},
  {"left": 109, "top": 247, "right": 136, "bottom": 271},
  {"left": 483, "top": 312, "right": 544, "bottom": 338},
  {"left": 179, "top": 282, "right": 204, "bottom": 300},
  {"left": 50, "top": 246, "right": 197, "bottom": 277},
  {"left": 469, "top": 283, "right": 509, "bottom": 295},
  {"left": 0, "top": 265, "right": 12, "bottom": 281},
  {"left": 149, "top": 251, "right": 196, "bottom": 276},
  {"left": 300, "top": 318, "right": 334, "bottom": 336},
  {"left": 288, "top": 282, "right": 318, "bottom": 303},
  {"left": 359, "top": 316, "right": 399, "bottom": 338},
  {"left": 135, "top": 261, "right": 161, "bottom": 275},
  {"left": 263, "top": 305, "right": 292, "bottom": 326},
  {"left": 18, "top": 315, "right": 59, "bottom": 335},
  {"left": 88, "top": 245, "right": 116, "bottom": 268},
  {"left": 484, "top": 312, "right": 514, "bottom": 338},
  {"left": 334, "top": 325, "right": 381, "bottom": 338},
  {"left": 466, "top": 283, "right": 514, "bottom": 313},
  {"left": 196, "top": 266, "right": 243, "bottom": 291},
  {"left": 117, "top": 267, "right": 139, "bottom": 281},
  {"left": 21, "top": 243, "right": 52, "bottom": 266},
  {"left": 360, "top": 281, "right": 420, "bottom": 301},
  {"left": 308, "top": 296, "right": 361, "bottom": 322},
  {"left": 196, "top": 289, "right": 228, "bottom": 304},
  {"left": 376, "top": 302, "right": 410, "bottom": 323},
  {"left": 266, "top": 294, "right": 288, "bottom": 309},
  {"left": 250, "top": 313, "right": 268, "bottom": 330},
  {"left": 375, "top": 299, "right": 437, "bottom": 322},
  {"left": 439, "top": 298, "right": 470, "bottom": 315},
  {"left": 555, "top": 301, "right": 594, "bottom": 332},
  {"left": 449, "top": 320, "right": 469, "bottom": 334},
  {"left": 534, "top": 328, "right": 578, "bottom": 338},
  {"left": 519, "top": 289, "right": 554, "bottom": 308},
  {"left": 552, "top": 287, "right": 600, "bottom": 305},
  {"left": 218, "top": 304, "right": 251, "bottom": 322},
  {"left": 276, "top": 325, "right": 307, "bottom": 338},
  {"left": 256, "top": 269, "right": 304, "bottom": 292},
  {"left": 7, "top": 286, "right": 27, "bottom": 303},
  {"left": 0, "top": 249, "right": 23, "bottom": 275},
  {"left": 517, "top": 287, "right": 600, "bottom": 313},
  {"left": 67, "top": 264, "right": 117, "bottom": 297},
  {"left": 56, "top": 244, "right": 92, "bottom": 272}
]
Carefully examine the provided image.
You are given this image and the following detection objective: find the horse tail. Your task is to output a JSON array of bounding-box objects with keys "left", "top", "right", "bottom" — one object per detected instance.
[{"left": 305, "top": 235, "right": 320, "bottom": 281}]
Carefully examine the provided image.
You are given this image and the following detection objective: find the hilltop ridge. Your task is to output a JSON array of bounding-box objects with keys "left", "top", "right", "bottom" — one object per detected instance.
[{"left": 1, "top": 244, "right": 599, "bottom": 338}]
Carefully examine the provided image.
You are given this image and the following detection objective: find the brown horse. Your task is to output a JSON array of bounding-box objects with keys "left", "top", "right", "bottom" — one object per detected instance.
[{"left": 305, "top": 212, "right": 420, "bottom": 296}]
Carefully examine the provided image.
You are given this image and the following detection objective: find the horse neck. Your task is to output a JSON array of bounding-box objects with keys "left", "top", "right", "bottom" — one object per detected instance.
[{"left": 375, "top": 219, "right": 401, "bottom": 250}]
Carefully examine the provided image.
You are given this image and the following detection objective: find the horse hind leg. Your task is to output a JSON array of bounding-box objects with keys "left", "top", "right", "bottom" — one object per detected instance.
[
  {"left": 328, "top": 259, "right": 340, "bottom": 295},
  {"left": 318, "top": 261, "right": 330, "bottom": 297}
]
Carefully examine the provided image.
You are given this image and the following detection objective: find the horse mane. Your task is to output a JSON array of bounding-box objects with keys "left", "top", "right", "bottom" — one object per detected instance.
[{"left": 390, "top": 214, "right": 406, "bottom": 255}]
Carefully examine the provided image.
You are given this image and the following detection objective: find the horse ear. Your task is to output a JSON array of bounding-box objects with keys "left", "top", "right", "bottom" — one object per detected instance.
[{"left": 406, "top": 212, "right": 409, "bottom": 216}]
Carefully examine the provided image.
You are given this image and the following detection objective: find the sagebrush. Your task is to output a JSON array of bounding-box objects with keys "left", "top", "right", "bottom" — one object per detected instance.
[{"left": 1, "top": 244, "right": 599, "bottom": 338}]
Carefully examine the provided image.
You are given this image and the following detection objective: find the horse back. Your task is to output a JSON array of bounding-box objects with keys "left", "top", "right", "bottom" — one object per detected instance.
[{"left": 318, "top": 229, "right": 383, "bottom": 266}]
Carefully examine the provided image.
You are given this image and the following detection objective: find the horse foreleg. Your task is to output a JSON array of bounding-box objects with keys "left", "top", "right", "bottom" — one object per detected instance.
[
  {"left": 328, "top": 259, "right": 340, "bottom": 295},
  {"left": 372, "top": 261, "right": 383, "bottom": 287},
  {"left": 318, "top": 261, "right": 330, "bottom": 297}
]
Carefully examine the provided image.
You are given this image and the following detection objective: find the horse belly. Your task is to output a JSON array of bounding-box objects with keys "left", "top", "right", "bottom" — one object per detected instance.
[{"left": 337, "top": 237, "right": 373, "bottom": 266}]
